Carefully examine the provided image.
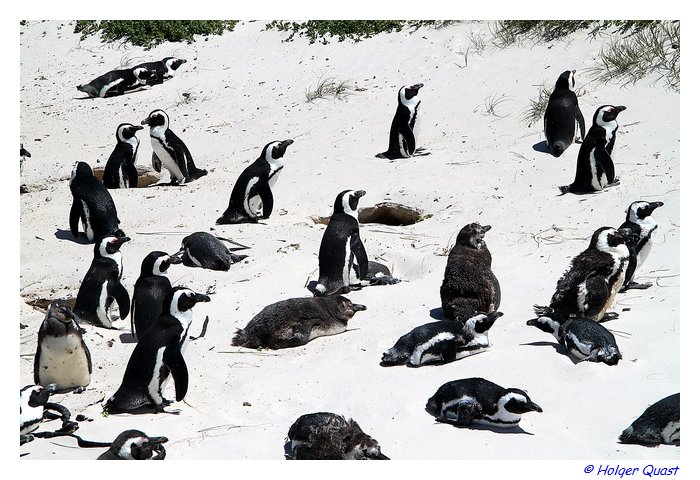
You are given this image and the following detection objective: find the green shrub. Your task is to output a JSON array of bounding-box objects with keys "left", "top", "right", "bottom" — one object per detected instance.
[
  {"left": 491, "top": 20, "right": 658, "bottom": 46},
  {"left": 74, "top": 20, "right": 238, "bottom": 48},
  {"left": 265, "top": 20, "right": 455, "bottom": 43}
]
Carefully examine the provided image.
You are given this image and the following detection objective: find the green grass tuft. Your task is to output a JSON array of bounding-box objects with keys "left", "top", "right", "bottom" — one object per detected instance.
[{"left": 265, "top": 20, "right": 456, "bottom": 43}]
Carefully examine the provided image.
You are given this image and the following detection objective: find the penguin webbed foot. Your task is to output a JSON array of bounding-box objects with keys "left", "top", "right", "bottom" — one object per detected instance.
[
  {"left": 368, "top": 275, "right": 401, "bottom": 286},
  {"left": 599, "top": 312, "right": 620, "bottom": 323},
  {"left": 73, "top": 386, "right": 87, "bottom": 394}
]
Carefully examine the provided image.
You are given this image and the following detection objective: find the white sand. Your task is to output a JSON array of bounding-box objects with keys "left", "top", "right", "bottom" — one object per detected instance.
[{"left": 19, "top": 20, "right": 679, "bottom": 462}]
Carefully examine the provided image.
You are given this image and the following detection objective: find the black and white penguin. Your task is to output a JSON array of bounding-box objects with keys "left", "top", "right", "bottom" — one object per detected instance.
[
  {"left": 286, "top": 412, "right": 389, "bottom": 460},
  {"left": 534, "top": 226, "right": 630, "bottom": 322},
  {"left": 440, "top": 223, "right": 501, "bottom": 321},
  {"left": 231, "top": 296, "right": 367, "bottom": 350},
  {"left": 544, "top": 70, "right": 585, "bottom": 157},
  {"left": 20, "top": 144, "right": 31, "bottom": 175},
  {"left": 619, "top": 201, "right": 665, "bottom": 291},
  {"left": 313, "top": 190, "right": 368, "bottom": 296},
  {"left": 619, "top": 393, "right": 680, "bottom": 446},
  {"left": 34, "top": 300, "right": 92, "bottom": 391},
  {"left": 559, "top": 105, "right": 626, "bottom": 194},
  {"left": 216, "top": 139, "right": 295, "bottom": 224},
  {"left": 381, "top": 83, "right": 423, "bottom": 159},
  {"left": 103, "top": 123, "right": 143, "bottom": 189},
  {"left": 133, "top": 57, "right": 187, "bottom": 85},
  {"left": 69, "top": 161, "right": 125, "bottom": 242},
  {"left": 141, "top": 109, "right": 208, "bottom": 185},
  {"left": 73, "top": 236, "right": 131, "bottom": 329},
  {"left": 352, "top": 260, "right": 401, "bottom": 287},
  {"left": 20, "top": 384, "right": 78, "bottom": 445},
  {"left": 77, "top": 66, "right": 156, "bottom": 98},
  {"left": 131, "top": 251, "right": 182, "bottom": 340},
  {"left": 176, "top": 232, "right": 249, "bottom": 271},
  {"left": 426, "top": 378, "right": 542, "bottom": 428},
  {"left": 97, "top": 430, "right": 168, "bottom": 460},
  {"left": 381, "top": 311, "right": 503, "bottom": 367},
  {"left": 526, "top": 315, "right": 622, "bottom": 365},
  {"left": 103, "top": 287, "right": 210, "bottom": 414}
]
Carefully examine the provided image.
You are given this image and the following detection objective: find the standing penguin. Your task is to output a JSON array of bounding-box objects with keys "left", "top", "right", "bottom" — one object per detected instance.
[
  {"left": 381, "top": 83, "right": 423, "bottom": 159},
  {"left": 133, "top": 57, "right": 187, "bottom": 85},
  {"left": 69, "top": 161, "right": 125, "bottom": 242},
  {"left": 102, "top": 123, "right": 143, "bottom": 189},
  {"left": 141, "top": 109, "right": 208, "bottom": 185},
  {"left": 544, "top": 70, "right": 585, "bottom": 157},
  {"left": 73, "top": 236, "right": 131, "bottom": 329},
  {"left": 526, "top": 315, "right": 622, "bottom": 365},
  {"left": 313, "top": 190, "right": 368, "bottom": 296},
  {"left": 103, "top": 287, "right": 210, "bottom": 414},
  {"left": 440, "top": 223, "right": 501, "bottom": 321},
  {"left": 426, "top": 378, "right": 542, "bottom": 429},
  {"left": 97, "top": 430, "right": 168, "bottom": 460},
  {"left": 534, "top": 227, "right": 630, "bottom": 322},
  {"left": 77, "top": 66, "right": 156, "bottom": 98},
  {"left": 34, "top": 300, "right": 92, "bottom": 391},
  {"left": 559, "top": 105, "right": 626, "bottom": 194},
  {"left": 619, "top": 393, "right": 680, "bottom": 446},
  {"left": 20, "top": 144, "right": 31, "bottom": 175},
  {"left": 619, "top": 201, "right": 664, "bottom": 291},
  {"left": 131, "top": 251, "right": 182, "bottom": 340},
  {"left": 176, "top": 232, "right": 249, "bottom": 271},
  {"left": 216, "top": 139, "right": 295, "bottom": 224}
]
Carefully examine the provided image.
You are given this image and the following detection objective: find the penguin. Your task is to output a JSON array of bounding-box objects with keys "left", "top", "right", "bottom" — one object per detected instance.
[
  {"left": 352, "top": 260, "right": 401, "bottom": 287},
  {"left": 20, "top": 384, "right": 78, "bottom": 445},
  {"left": 534, "top": 226, "right": 630, "bottom": 322},
  {"left": 102, "top": 123, "right": 144, "bottom": 189},
  {"left": 34, "top": 299, "right": 92, "bottom": 391},
  {"left": 619, "top": 201, "right": 665, "bottom": 291},
  {"left": 380, "top": 83, "right": 423, "bottom": 159},
  {"left": 176, "top": 232, "right": 249, "bottom": 271},
  {"left": 231, "top": 296, "right": 367, "bottom": 350},
  {"left": 526, "top": 315, "right": 622, "bottom": 365},
  {"left": 97, "top": 430, "right": 168, "bottom": 460},
  {"left": 286, "top": 413, "right": 389, "bottom": 460},
  {"left": 73, "top": 236, "right": 131, "bottom": 329},
  {"left": 544, "top": 70, "right": 585, "bottom": 157},
  {"left": 381, "top": 312, "right": 503, "bottom": 367},
  {"left": 131, "top": 251, "right": 182, "bottom": 341},
  {"left": 313, "top": 190, "right": 368, "bottom": 296},
  {"left": 20, "top": 144, "right": 30, "bottom": 175},
  {"left": 103, "top": 287, "right": 210, "bottom": 414},
  {"left": 77, "top": 66, "right": 156, "bottom": 98},
  {"left": 69, "top": 161, "right": 125, "bottom": 242},
  {"left": 216, "top": 139, "right": 295, "bottom": 224},
  {"left": 141, "top": 109, "right": 208, "bottom": 185},
  {"left": 440, "top": 223, "right": 501, "bottom": 321},
  {"left": 619, "top": 393, "right": 680, "bottom": 446},
  {"left": 133, "top": 57, "right": 187, "bottom": 85},
  {"left": 559, "top": 105, "right": 626, "bottom": 194},
  {"left": 426, "top": 378, "right": 542, "bottom": 429}
]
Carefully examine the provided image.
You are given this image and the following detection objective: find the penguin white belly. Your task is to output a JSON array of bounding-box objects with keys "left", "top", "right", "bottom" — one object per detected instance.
[
  {"left": 244, "top": 177, "right": 262, "bottom": 217},
  {"left": 118, "top": 166, "right": 127, "bottom": 188},
  {"left": 602, "top": 258, "right": 626, "bottom": 314},
  {"left": 637, "top": 220, "right": 657, "bottom": 267},
  {"left": 342, "top": 238, "right": 352, "bottom": 285},
  {"left": 185, "top": 247, "right": 203, "bottom": 267},
  {"left": 589, "top": 151, "right": 603, "bottom": 190},
  {"left": 96, "top": 282, "right": 111, "bottom": 328},
  {"left": 398, "top": 133, "right": 409, "bottom": 158},
  {"left": 564, "top": 332, "right": 592, "bottom": 360},
  {"left": 20, "top": 405, "right": 44, "bottom": 435},
  {"left": 80, "top": 200, "right": 94, "bottom": 241},
  {"left": 151, "top": 139, "right": 184, "bottom": 182},
  {"left": 38, "top": 335, "right": 90, "bottom": 387},
  {"left": 662, "top": 421, "right": 680, "bottom": 443},
  {"left": 308, "top": 322, "right": 347, "bottom": 341},
  {"left": 99, "top": 78, "right": 123, "bottom": 98},
  {"left": 411, "top": 108, "right": 421, "bottom": 143},
  {"left": 409, "top": 332, "right": 455, "bottom": 365},
  {"left": 463, "top": 332, "right": 490, "bottom": 351},
  {"left": 440, "top": 395, "right": 478, "bottom": 421},
  {"left": 147, "top": 347, "right": 167, "bottom": 404}
]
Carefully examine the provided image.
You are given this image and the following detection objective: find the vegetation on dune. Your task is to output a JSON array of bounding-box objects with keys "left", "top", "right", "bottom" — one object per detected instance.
[
  {"left": 265, "top": 20, "right": 456, "bottom": 43},
  {"left": 73, "top": 20, "right": 238, "bottom": 48},
  {"left": 490, "top": 20, "right": 657, "bottom": 45}
]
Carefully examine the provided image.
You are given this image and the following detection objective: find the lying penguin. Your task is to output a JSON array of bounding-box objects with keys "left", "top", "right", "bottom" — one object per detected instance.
[
  {"left": 286, "top": 412, "right": 389, "bottom": 460},
  {"left": 133, "top": 57, "right": 187, "bottom": 85},
  {"left": 20, "top": 384, "right": 78, "bottom": 445},
  {"left": 232, "top": 296, "right": 366, "bottom": 350},
  {"left": 98, "top": 430, "right": 168, "bottom": 460},
  {"left": 619, "top": 393, "right": 679, "bottom": 447},
  {"left": 77, "top": 66, "right": 156, "bottom": 98},
  {"left": 426, "top": 377, "right": 542, "bottom": 429},
  {"left": 175, "top": 232, "right": 249, "bottom": 271},
  {"left": 381, "top": 312, "right": 502, "bottom": 367},
  {"left": 526, "top": 315, "right": 622, "bottom": 365}
]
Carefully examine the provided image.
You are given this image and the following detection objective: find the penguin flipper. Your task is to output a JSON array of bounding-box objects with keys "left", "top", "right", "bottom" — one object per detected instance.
[
  {"left": 83, "top": 339, "right": 93, "bottom": 374},
  {"left": 595, "top": 145, "right": 616, "bottom": 185},
  {"left": 112, "top": 282, "right": 131, "bottom": 320},
  {"left": 69, "top": 197, "right": 82, "bottom": 237},
  {"left": 350, "top": 231, "right": 368, "bottom": 281},
  {"left": 581, "top": 275, "right": 608, "bottom": 319},
  {"left": 33, "top": 346, "right": 41, "bottom": 385},
  {"left": 127, "top": 167, "right": 138, "bottom": 188},
  {"left": 258, "top": 180, "right": 274, "bottom": 219},
  {"left": 575, "top": 105, "right": 586, "bottom": 142},
  {"left": 401, "top": 127, "right": 416, "bottom": 156},
  {"left": 171, "top": 142, "right": 190, "bottom": 180},
  {"left": 163, "top": 346, "right": 188, "bottom": 401},
  {"left": 151, "top": 152, "right": 162, "bottom": 173}
]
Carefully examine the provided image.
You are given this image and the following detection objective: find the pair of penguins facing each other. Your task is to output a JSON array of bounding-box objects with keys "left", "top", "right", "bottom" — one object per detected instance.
[
  {"left": 543, "top": 70, "right": 627, "bottom": 194},
  {"left": 77, "top": 57, "right": 187, "bottom": 99}
]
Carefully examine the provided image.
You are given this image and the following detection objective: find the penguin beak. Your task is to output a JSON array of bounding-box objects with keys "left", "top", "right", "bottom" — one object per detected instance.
[
  {"left": 571, "top": 69, "right": 576, "bottom": 74},
  {"left": 350, "top": 303, "right": 367, "bottom": 312},
  {"left": 148, "top": 436, "right": 169, "bottom": 445},
  {"left": 281, "top": 139, "right": 294, "bottom": 147},
  {"left": 117, "top": 236, "right": 131, "bottom": 245},
  {"left": 611, "top": 106, "right": 627, "bottom": 116},
  {"left": 412, "top": 83, "right": 424, "bottom": 90},
  {"left": 528, "top": 402, "right": 543, "bottom": 413},
  {"left": 526, "top": 318, "right": 539, "bottom": 326},
  {"left": 169, "top": 252, "right": 183, "bottom": 265},
  {"left": 141, "top": 117, "right": 151, "bottom": 126},
  {"left": 354, "top": 190, "right": 366, "bottom": 198},
  {"left": 132, "top": 125, "right": 144, "bottom": 132},
  {"left": 481, "top": 225, "right": 492, "bottom": 233},
  {"left": 371, "top": 452, "right": 390, "bottom": 460},
  {"left": 194, "top": 294, "right": 211, "bottom": 303},
  {"left": 649, "top": 201, "right": 664, "bottom": 210}
]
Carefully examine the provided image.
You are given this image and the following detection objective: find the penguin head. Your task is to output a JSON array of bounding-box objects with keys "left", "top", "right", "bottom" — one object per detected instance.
[
  {"left": 501, "top": 389, "right": 543, "bottom": 415},
  {"left": 463, "top": 311, "right": 503, "bottom": 333},
  {"left": 555, "top": 70, "right": 576, "bottom": 91},
  {"left": 46, "top": 299, "right": 76, "bottom": 325},
  {"left": 333, "top": 190, "right": 366, "bottom": 217},
  {"left": 330, "top": 296, "right": 367, "bottom": 322},
  {"left": 111, "top": 430, "right": 168, "bottom": 460},
  {"left": 70, "top": 161, "right": 93, "bottom": 184},
  {"left": 399, "top": 83, "right": 423, "bottom": 105},
  {"left": 591, "top": 226, "right": 630, "bottom": 254},
  {"left": 116, "top": 123, "right": 143, "bottom": 143},
  {"left": 626, "top": 200, "right": 664, "bottom": 223},
  {"left": 262, "top": 139, "right": 294, "bottom": 166},
  {"left": 140, "top": 251, "right": 180, "bottom": 277},
  {"left": 132, "top": 67, "right": 156, "bottom": 84},
  {"left": 21, "top": 384, "right": 57, "bottom": 408},
  {"left": 96, "top": 235, "right": 131, "bottom": 257},
  {"left": 163, "top": 57, "right": 187, "bottom": 71},
  {"left": 141, "top": 109, "right": 169, "bottom": 128},
  {"left": 343, "top": 420, "right": 389, "bottom": 460},
  {"left": 167, "top": 287, "right": 211, "bottom": 315},
  {"left": 526, "top": 315, "right": 562, "bottom": 336},
  {"left": 594, "top": 105, "right": 626, "bottom": 127},
  {"left": 455, "top": 223, "right": 491, "bottom": 249}
]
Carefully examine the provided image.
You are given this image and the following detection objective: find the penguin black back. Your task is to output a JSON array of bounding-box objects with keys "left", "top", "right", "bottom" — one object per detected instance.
[
  {"left": 103, "top": 123, "right": 144, "bottom": 189},
  {"left": 133, "top": 57, "right": 187, "bottom": 85},
  {"left": 544, "top": 70, "right": 585, "bottom": 157},
  {"left": 69, "top": 161, "right": 124, "bottom": 242},
  {"left": 178, "top": 232, "right": 249, "bottom": 271},
  {"left": 619, "top": 393, "right": 680, "bottom": 446},
  {"left": 77, "top": 67, "right": 155, "bottom": 98}
]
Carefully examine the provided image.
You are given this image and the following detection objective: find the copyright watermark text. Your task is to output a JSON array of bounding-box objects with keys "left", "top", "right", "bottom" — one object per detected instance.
[{"left": 584, "top": 465, "right": 680, "bottom": 478}]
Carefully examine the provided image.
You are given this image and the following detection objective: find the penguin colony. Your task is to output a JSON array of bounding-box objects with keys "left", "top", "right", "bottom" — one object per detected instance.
[{"left": 19, "top": 31, "right": 679, "bottom": 460}]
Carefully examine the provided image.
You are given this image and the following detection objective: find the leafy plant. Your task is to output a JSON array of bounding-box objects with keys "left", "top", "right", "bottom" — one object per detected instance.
[{"left": 265, "top": 20, "right": 456, "bottom": 43}]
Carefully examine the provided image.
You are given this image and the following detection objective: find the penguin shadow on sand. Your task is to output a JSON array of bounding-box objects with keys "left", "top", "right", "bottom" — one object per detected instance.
[
  {"left": 54, "top": 229, "right": 91, "bottom": 244},
  {"left": 427, "top": 413, "right": 535, "bottom": 435},
  {"left": 73, "top": 87, "right": 150, "bottom": 100},
  {"left": 520, "top": 340, "right": 575, "bottom": 363},
  {"left": 374, "top": 147, "right": 431, "bottom": 160}
]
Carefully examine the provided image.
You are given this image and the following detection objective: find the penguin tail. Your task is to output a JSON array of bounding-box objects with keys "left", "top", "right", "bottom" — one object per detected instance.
[
  {"left": 532, "top": 305, "right": 553, "bottom": 317},
  {"left": 551, "top": 142, "right": 565, "bottom": 157},
  {"left": 425, "top": 396, "right": 439, "bottom": 417},
  {"left": 231, "top": 329, "right": 251, "bottom": 347}
]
